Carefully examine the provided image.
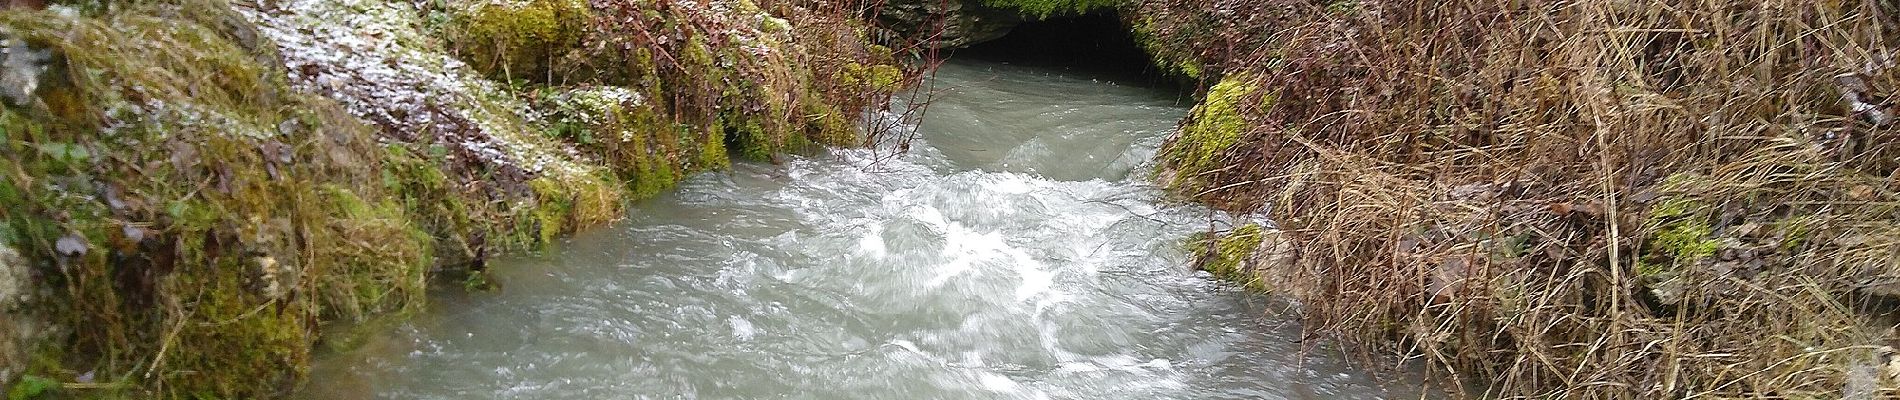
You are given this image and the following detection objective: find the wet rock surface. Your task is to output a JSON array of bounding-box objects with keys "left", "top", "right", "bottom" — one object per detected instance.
[{"left": 878, "top": 0, "right": 1022, "bottom": 48}]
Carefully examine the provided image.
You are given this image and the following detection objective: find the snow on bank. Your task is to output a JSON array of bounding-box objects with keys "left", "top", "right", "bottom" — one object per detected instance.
[{"left": 238, "top": 0, "right": 599, "bottom": 185}]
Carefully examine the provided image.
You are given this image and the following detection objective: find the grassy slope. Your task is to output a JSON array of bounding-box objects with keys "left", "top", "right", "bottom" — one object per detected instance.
[{"left": 0, "top": 0, "right": 907, "bottom": 398}]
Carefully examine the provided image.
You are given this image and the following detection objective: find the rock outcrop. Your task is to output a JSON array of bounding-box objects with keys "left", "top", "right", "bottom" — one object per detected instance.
[
  {"left": 0, "top": 243, "right": 44, "bottom": 391},
  {"left": 877, "top": 0, "right": 1022, "bottom": 49}
]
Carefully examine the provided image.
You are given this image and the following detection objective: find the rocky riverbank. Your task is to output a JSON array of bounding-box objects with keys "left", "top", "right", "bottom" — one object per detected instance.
[{"left": 0, "top": 0, "right": 910, "bottom": 397}]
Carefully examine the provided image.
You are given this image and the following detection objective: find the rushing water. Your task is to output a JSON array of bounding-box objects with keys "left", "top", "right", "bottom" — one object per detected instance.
[{"left": 301, "top": 60, "right": 1427, "bottom": 399}]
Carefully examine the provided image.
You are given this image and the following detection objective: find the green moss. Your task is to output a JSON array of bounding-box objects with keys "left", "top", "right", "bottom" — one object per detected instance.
[
  {"left": 697, "top": 122, "right": 730, "bottom": 170},
  {"left": 866, "top": 44, "right": 895, "bottom": 63},
  {"left": 0, "top": 3, "right": 544, "bottom": 397},
  {"left": 1160, "top": 73, "right": 1264, "bottom": 192},
  {"left": 837, "top": 62, "right": 904, "bottom": 92},
  {"left": 449, "top": 0, "right": 591, "bottom": 82},
  {"left": 981, "top": 0, "right": 1126, "bottom": 17},
  {"left": 378, "top": 145, "right": 481, "bottom": 257},
  {"left": 159, "top": 253, "right": 311, "bottom": 396},
  {"left": 1774, "top": 216, "right": 1815, "bottom": 252},
  {"left": 1189, "top": 224, "right": 1269, "bottom": 291},
  {"left": 7, "top": 374, "right": 57, "bottom": 399},
  {"left": 0, "top": 7, "right": 320, "bottom": 395},
  {"left": 526, "top": 178, "right": 573, "bottom": 245},
  {"left": 0, "top": 0, "right": 909, "bottom": 395},
  {"left": 312, "top": 184, "right": 432, "bottom": 321},
  {"left": 801, "top": 94, "right": 859, "bottom": 148},
  {"left": 727, "top": 117, "right": 776, "bottom": 161},
  {"left": 1326, "top": 0, "right": 1361, "bottom": 14},
  {"left": 543, "top": 87, "right": 728, "bottom": 199},
  {"left": 681, "top": 34, "right": 720, "bottom": 79},
  {"left": 473, "top": 0, "right": 909, "bottom": 166},
  {"left": 1639, "top": 197, "right": 1720, "bottom": 276},
  {"left": 1653, "top": 218, "right": 1719, "bottom": 262},
  {"left": 1130, "top": 16, "right": 1206, "bottom": 80},
  {"left": 1175, "top": 61, "right": 1205, "bottom": 80},
  {"left": 523, "top": 172, "right": 620, "bottom": 247}
]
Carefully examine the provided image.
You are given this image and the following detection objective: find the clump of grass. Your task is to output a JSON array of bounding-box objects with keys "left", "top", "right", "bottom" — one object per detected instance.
[{"left": 1143, "top": 0, "right": 1900, "bottom": 396}]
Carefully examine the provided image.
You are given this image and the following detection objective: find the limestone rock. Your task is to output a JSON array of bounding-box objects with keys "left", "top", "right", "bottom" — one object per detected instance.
[
  {"left": 0, "top": 35, "right": 49, "bottom": 107},
  {"left": 1, "top": 244, "right": 44, "bottom": 389},
  {"left": 878, "top": 0, "right": 1022, "bottom": 49}
]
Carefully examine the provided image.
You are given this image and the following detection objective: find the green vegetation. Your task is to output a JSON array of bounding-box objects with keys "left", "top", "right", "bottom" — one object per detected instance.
[
  {"left": 7, "top": 374, "right": 55, "bottom": 399},
  {"left": 545, "top": 87, "right": 723, "bottom": 199},
  {"left": 980, "top": 0, "right": 1125, "bottom": 17},
  {"left": 0, "top": 0, "right": 908, "bottom": 397},
  {"left": 1638, "top": 197, "right": 1718, "bottom": 276},
  {"left": 1188, "top": 223, "right": 1268, "bottom": 291},
  {"left": 0, "top": 4, "right": 450, "bottom": 396},
  {"left": 448, "top": 0, "right": 591, "bottom": 82},
  {"left": 443, "top": 0, "right": 905, "bottom": 162},
  {"left": 837, "top": 62, "right": 905, "bottom": 93},
  {"left": 1128, "top": 16, "right": 1204, "bottom": 80},
  {"left": 1157, "top": 73, "right": 1262, "bottom": 197}
]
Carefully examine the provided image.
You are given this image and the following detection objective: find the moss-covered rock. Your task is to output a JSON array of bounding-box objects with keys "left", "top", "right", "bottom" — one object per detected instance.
[
  {"left": 0, "top": 3, "right": 441, "bottom": 396},
  {"left": 547, "top": 87, "right": 701, "bottom": 198},
  {"left": 0, "top": 1, "right": 631, "bottom": 397},
  {"left": 0, "top": 0, "right": 909, "bottom": 396},
  {"left": 444, "top": 0, "right": 904, "bottom": 163},
  {"left": 248, "top": 0, "right": 629, "bottom": 255},
  {"left": 878, "top": 0, "right": 1023, "bottom": 49},
  {"left": 1187, "top": 223, "right": 1271, "bottom": 291},
  {"left": 448, "top": 0, "right": 591, "bottom": 82},
  {"left": 1156, "top": 73, "right": 1263, "bottom": 195}
]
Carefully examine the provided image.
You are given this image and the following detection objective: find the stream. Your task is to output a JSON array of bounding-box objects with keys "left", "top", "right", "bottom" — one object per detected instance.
[{"left": 298, "top": 60, "right": 1428, "bottom": 399}]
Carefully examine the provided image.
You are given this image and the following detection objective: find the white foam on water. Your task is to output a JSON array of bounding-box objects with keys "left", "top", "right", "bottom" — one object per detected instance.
[
  {"left": 856, "top": 225, "right": 887, "bottom": 258},
  {"left": 728, "top": 316, "right": 756, "bottom": 341},
  {"left": 298, "top": 59, "right": 1432, "bottom": 400}
]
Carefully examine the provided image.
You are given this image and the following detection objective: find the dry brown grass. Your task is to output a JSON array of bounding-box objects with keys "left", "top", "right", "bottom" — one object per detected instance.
[{"left": 1142, "top": 0, "right": 1900, "bottom": 397}]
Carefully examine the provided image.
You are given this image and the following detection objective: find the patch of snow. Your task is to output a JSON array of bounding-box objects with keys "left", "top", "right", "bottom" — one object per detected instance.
[{"left": 239, "top": 0, "right": 601, "bottom": 183}]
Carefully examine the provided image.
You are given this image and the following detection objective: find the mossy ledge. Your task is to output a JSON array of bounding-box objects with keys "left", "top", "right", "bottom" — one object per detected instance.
[{"left": 0, "top": 0, "right": 909, "bottom": 397}]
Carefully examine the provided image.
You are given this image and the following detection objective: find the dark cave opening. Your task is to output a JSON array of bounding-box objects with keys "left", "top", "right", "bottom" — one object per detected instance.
[{"left": 951, "top": 12, "right": 1176, "bottom": 88}]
